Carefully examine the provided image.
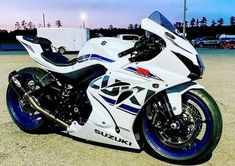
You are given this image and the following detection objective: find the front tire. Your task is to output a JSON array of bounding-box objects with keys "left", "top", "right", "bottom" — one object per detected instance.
[{"left": 140, "top": 89, "right": 222, "bottom": 163}]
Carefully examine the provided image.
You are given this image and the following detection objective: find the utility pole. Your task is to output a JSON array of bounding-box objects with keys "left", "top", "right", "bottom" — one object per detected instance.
[
  {"left": 82, "top": 20, "right": 85, "bottom": 29},
  {"left": 183, "top": 0, "right": 187, "bottom": 37},
  {"left": 81, "top": 13, "right": 86, "bottom": 28},
  {"left": 43, "top": 13, "right": 46, "bottom": 28}
]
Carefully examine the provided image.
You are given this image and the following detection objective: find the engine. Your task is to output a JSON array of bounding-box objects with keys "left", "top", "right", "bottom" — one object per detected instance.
[
  {"left": 9, "top": 69, "right": 92, "bottom": 127},
  {"left": 39, "top": 83, "right": 92, "bottom": 125},
  {"left": 33, "top": 77, "right": 93, "bottom": 126}
]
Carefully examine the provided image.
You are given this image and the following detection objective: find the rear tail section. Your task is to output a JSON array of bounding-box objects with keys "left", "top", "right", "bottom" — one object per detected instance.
[
  {"left": 16, "top": 36, "right": 76, "bottom": 73},
  {"left": 16, "top": 36, "right": 51, "bottom": 57}
]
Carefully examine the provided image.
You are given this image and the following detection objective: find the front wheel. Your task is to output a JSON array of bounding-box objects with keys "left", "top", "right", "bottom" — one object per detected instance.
[{"left": 141, "top": 89, "right": 222, "bottom": 163}]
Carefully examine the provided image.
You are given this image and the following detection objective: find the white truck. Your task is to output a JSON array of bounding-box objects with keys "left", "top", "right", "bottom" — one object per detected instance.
[
  {"left": 219, "top": 34, "right": 235, "bottom": 39},
  {"left": 37, "top": 28, "right": 90, "bottom": 53}
]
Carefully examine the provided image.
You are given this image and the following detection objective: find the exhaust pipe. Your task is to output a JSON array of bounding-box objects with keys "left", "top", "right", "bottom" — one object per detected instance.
[
  {"left": 25, "top": 94, "right": 69, "bottom": 129},
  {"left": 9, "top": 72, "right": 69, "bottom": 129}
]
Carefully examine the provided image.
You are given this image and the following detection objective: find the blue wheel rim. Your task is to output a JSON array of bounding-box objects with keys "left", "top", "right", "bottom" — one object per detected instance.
[
  {"left": 7, "top": 87, "right": 43, "bottom": 131},
  {"left": 143, "top": 92, "right": 212, "bottom": 158}
]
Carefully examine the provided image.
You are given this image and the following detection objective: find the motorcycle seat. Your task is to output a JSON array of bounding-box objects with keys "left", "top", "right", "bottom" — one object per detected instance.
[
  {"left": 23, "top": 36, "right": 52, "bottom": 45},
  {"left": 41, "top": 52, "right": 78, "bottom": 67},
  {"left": 22, "top": 36, "right": 77, "bottom": 67}
]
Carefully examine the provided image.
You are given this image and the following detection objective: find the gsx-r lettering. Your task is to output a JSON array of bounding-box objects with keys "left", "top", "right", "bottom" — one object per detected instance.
[{"left": 6, "top": 10, "right": 222, "bottom": 164}]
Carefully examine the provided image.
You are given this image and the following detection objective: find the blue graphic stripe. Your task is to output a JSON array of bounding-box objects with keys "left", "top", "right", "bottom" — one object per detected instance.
[
  {"left": 126, "top": 67, "right": 137, "bottom": 72},
  {"left": 100, "top": 95, "right": 116, "bottom": 105},
  {"left": 91, "top": 54, "right": 115, "bottom": 63},
  {"left": 77, "top": 54, "right": 91, "bottom": 62},
  {"left": 100, "top": 95, "right": 139, "bottom": 115},
  {"left": 117, "top": 107, "right": 136, "bottom": 116},
  {"left": 119, "top": 104, "right": 140, "bottom": 114}
]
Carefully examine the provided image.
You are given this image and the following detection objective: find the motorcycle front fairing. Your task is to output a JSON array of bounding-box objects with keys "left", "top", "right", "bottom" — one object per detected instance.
[{"left": 136, "top": 12, "right": 205, "bottom": 116}]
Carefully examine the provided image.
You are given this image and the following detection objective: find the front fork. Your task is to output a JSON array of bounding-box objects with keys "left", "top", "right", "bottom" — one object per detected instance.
[{"left": 166, "top": 82, "right": 204, "bottom": 116}]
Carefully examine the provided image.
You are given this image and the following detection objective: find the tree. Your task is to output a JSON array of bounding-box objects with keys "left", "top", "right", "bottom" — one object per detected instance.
[
  {"left": 200, "top": 17, "right": 207, "bottom": 27},
  {"left": 196, "top": 19, "right": 199, "bottom": 27},
  {"left": 55, "top": 20, "right": 62, "bottom": 28},
  {"left": 190, "top": 18, "right": 196, "bottom": 27},
  {"left": 175, "top": 22, "right": 183, "bottom": 28},
  {"left": 185, "top": 21, "right": 188, "bottom": 27},
  {"left": 47, "top": 23, "right": 51, "bottom": 28},
  {"left": 27, "top": 21, "right": 35, "bottom": 30},
  {"left": 211, "top": 20, "right": 216, "bottom": 27},
  {"left": 230, "top": 16, "right": 235, "bottom": 26},
  {"left": 15, "top": 22, "right": 21, "bottom": 30},
  {"left": 134, "top": 24, "right": 139, "bottom": 29},
  {"left": 108, "top": 25, "right": 114, "bottom": 30},
  {"left": 21, "top": 20, "right": 28, "bottom": 30},
  {"left": 217, "top": 18, "right": 224, "bottom": 26},
  {"left": 128, "top": 24, "right": 133, "bottom": 29},
  {"left": 0, "top": 29, "right": 7, "bottom": 33}
]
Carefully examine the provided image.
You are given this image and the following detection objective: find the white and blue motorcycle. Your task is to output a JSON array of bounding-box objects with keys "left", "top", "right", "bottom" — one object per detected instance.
[{"left": 6, "top": 11, "right": 222, "bottom": 163}]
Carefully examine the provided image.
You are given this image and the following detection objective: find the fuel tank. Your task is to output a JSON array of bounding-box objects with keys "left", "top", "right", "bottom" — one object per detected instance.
[{"left": 79, "top": 37, "right": 134, "bottom": 62}]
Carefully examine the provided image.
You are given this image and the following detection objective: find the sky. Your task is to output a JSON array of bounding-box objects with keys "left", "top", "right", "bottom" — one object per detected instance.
[{"left": 0, "top": 0, "right": 235, "bottom": 31}]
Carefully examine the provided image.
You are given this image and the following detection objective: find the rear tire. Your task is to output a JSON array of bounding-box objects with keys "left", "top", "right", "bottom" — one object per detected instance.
[
  {"left": 6, "top": 85, "right": 45, "bottom": 133},
  {"left": 6, "top": 68, "right": 50, "bottom": 133},
  {"left": 140, "top": 89, "right": 222, "bottom": 163}
]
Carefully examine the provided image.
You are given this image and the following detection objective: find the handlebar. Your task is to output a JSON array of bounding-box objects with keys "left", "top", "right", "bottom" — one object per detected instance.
[
  {"left": 118, "top": 40, "right": 146, "bottom": 58},
  {"left": 118, "top": 47, "right": 136, "bottom": 58},
  {"left": 118, "top": 36, "right": 164, "bottom": 61}
]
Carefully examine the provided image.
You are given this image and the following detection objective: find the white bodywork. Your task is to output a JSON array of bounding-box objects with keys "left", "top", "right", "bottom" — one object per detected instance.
[
  {"left": 17, "top": 13, "right": 204, "bottom": 149},
  {"left": 37, "top": 28, "right": 90, "bottom": 51}
]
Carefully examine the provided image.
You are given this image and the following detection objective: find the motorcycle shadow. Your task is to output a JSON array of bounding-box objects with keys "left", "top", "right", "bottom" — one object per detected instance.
[
  {"left": 144, "top": 147, "right": 212, "bottom": 165},
  {"left": 55, "top": 128, "right": 212, "bottom": 165}
]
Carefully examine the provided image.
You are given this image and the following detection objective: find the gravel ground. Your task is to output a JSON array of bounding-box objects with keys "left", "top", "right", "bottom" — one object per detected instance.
[{"left": 0, "top": 55, "right": 234, "bottom": 166}]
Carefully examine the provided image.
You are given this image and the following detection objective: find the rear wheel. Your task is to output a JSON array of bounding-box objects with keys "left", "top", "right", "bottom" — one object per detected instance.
[
  {"left": 140, "top": 89, "right": 222, "bottom": 163},
  {"left": 6, "top": 69, "right": 48, "bottom": 133},
  {"left": 6, "top": 86, "right": 45, "bottom": 133}
]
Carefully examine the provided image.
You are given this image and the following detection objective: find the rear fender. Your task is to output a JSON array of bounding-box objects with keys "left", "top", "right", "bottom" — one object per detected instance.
[
  {"left": 9, "top": 67, "right": 52, "bottom": 87},
  {"left": 166, "top": 82, "right": 204, "bottom": 115}
]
